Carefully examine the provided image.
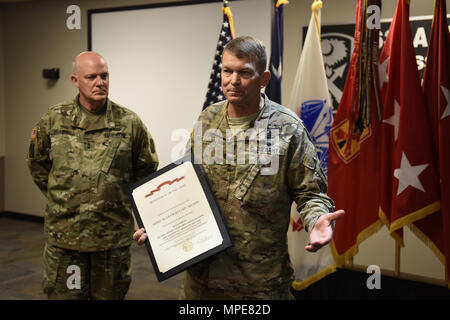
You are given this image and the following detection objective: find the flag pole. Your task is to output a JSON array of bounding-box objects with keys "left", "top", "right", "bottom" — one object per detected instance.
[
  {"left": 446, "top": 262, "right": 448, "bottom": 284},
  {"left": 222, "top": 0, "right": 235, "bottom": 38},
  {"left": 346, "top": 256, "right": 353, "bottom": 269},
  {"left": 394, "top": 241, "right": 401, "bottom": 276}
]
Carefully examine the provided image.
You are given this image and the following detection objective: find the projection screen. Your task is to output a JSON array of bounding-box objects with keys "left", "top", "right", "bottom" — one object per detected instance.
[{"left": 89, "top": 0, "right": 271, "bottom": 167}]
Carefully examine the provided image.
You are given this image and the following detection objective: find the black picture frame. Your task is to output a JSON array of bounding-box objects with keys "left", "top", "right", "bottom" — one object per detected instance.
[{"left": 127, "top": 154, "right": 233, "bottom": 282}]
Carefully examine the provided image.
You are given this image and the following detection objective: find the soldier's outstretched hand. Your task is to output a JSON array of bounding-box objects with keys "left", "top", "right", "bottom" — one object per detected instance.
[{"left": 305, "top": 209, "right": 345, "bottom": 252}]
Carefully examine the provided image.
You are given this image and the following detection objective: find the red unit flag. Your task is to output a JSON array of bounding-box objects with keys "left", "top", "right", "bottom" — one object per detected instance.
[
  {"left": 328, "top": 0, "right": 383, "bottom": 265},
  {"left": 412, "top": 0, "right": 449, "bottom": 288}
]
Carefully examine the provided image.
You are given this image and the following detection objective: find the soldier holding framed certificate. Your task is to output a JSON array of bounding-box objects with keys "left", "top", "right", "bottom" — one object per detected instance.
[{"left": 134, "top": 36, "right": 345, "bottom": 300}]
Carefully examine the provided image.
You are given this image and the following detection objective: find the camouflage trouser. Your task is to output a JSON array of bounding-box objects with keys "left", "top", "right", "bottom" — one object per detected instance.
[
  {"left": 180, "top": 271, "right": 294, "bottom": 300},
  {"left": 42, "top": 243, "right": 132, "bottom": 300}
]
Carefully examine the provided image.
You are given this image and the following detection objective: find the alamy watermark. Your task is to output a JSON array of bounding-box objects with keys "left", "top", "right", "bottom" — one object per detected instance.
[
  {"left": 366, "top": 265, "right": 381, "bottom": 290},
  {"left": 66, "top": 5, "right": 81, "bottom": 30},
  {"left": 66, "top": 265, "right": 81, "bottom": 290},
  {"left": 367, "top": 5, "right": 381, "bottom": 30}
]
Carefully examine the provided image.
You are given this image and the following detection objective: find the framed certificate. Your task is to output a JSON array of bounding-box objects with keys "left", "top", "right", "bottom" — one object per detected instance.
[{"left": 127, "top": 155, "right": 233, "bottom": 282}]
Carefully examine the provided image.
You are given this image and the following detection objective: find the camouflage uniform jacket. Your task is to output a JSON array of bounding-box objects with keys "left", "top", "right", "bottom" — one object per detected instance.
[
  {"left": 183, "top": 95, "right": 335, "bottom": 299},
  {"left": 27, "top": 95, "right": 159, "bottom": 252}
]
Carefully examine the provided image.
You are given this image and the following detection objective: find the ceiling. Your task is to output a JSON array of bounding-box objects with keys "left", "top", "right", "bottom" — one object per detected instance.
[{"left": 0, "top": 0, "right": 33, "bottom": 3}]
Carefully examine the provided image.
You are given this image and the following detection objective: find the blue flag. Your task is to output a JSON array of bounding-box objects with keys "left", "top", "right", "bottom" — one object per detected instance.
[
  {"left": 202, "top": 3, "right": 235, "bottom": 110},
  {"left": 265, "top": 0, "right": 288, "bottom": 104}
]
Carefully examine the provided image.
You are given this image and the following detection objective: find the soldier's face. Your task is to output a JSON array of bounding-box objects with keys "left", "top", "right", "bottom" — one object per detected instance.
[
  {"left": 71, "top": 55, "right": 109, "bottom": 106},
  {"left": 221, "top": 51, "right": 270, "bottom": 108}
]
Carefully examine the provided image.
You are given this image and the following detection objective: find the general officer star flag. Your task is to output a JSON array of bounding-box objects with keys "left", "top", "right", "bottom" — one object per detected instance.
[
  {"left": 411, "top": 0, "right": 449, "bottom": 289},
  {"left": 378, "top": 0, "right": 440, "bottom": 247}
]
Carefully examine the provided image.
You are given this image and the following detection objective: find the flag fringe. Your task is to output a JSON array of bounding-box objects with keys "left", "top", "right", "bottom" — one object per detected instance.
[
  {"left": 378, "top": 207, "right": 405, "bottom": 247},
  {"left": 378, "top": 201, "right": 441, "bottom": 247},
  {"left": 291, "top": 263, "right": 337, "bottom": 291},
  {"left": 407, "top": 223, "right": 445, "bottom": 265},
  {"left": 331, "top": 219, "right": 384, "bottom": 267},
  {"left": 408, "top": 223, "right": 449, "bottom": 289},
  {"left": 389, "top": 201, "right": 441, "bottom": 233}
]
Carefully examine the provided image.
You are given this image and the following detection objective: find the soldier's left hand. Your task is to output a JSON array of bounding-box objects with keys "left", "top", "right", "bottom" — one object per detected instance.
[
  {"left": 305, "top": 209, "right": 345, "bottom": 252},
  {"left": 133, "top": 228, "right": 148, "bottom": 246}
]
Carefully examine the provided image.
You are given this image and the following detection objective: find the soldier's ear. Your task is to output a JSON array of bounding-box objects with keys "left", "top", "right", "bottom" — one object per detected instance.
[
  {"left": 261, "top": 70, "right": 271, "bottom": 88},
  {"left": 71, "top": 74, "right": 79, "bottom": 88}
]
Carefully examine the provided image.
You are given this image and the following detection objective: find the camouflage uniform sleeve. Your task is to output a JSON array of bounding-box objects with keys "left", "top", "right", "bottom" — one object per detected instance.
[
  {"left": 132, "top": 118, "right": 159, "bottom": 182},
  {"left": 185, "top": 113, "right": 203, "bottom": 159},
  {"left": 287, "top": 122, "right": 335, "bottom": 232},
  {"left": 26, "top": 115, "right": 52, "bottom": 197}
]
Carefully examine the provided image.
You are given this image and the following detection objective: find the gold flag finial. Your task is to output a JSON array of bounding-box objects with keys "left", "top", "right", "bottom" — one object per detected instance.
[
  {"left": 276, "top": 0, "right": 289, "bottom": 8},
  {"left": 222, "top": 1, "right": 235, "bottom": 39},
  {"left": 312, "top": 0, "right": 323, "bottom": 38}
]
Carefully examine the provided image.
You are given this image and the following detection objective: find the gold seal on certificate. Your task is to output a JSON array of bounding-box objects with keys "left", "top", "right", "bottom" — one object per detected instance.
[{"left": 127, "top": 156, "right": 232, "bottom": 281}]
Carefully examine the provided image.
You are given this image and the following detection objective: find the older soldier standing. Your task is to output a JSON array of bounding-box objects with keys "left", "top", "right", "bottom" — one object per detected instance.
[
  {"left": 27, "top": 52, "right": 158, "bottom": 299},
  {"left": 134, "top": 36, "right": 344, "bottom": 299}
]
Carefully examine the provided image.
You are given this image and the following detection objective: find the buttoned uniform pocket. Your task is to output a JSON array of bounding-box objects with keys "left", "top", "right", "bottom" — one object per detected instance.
[
  {"left": 47, "top": 135, "right": 80, "bottom": 206},
  {"left": 230, "top": 164, "right": 287, "bottom": 264},
  {"left": 234, "top": 164, "right": 262, "bottom": 202},
  {"left": 49, "top": 133, "right": 78, "bottom": 170},
  {"left": 301, "top": 142, "right": 328, "bottom": 192},
  {"left": 302, "top": 145, "right": 319, "bottom": 170},
  {"left": 235, "top": 164, "right": 281, "bottom": 214},
  {"left": 206, "top": 164, "right": 230, "bottom": 201},
  {"left": 96, "top": 133, "right": 136, "bottom": 224},
  {"left": 97, "top": 134, "right": 133, "bottom": 187},
  {"left": 48, "top": 134, "right": 79, "bottom": 191}
]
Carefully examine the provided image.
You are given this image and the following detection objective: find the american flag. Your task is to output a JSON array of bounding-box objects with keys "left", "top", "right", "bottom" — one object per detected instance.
[{"left": 202, "top": 2, "right": 235, "bottom": 110}]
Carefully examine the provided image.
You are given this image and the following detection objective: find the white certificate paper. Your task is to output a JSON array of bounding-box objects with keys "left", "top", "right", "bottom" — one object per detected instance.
[{"left": 131, "top": 161, "right": 226, "bottom": 274}]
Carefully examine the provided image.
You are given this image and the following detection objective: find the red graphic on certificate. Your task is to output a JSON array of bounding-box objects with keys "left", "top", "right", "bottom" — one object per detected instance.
[{"left": 144, "top": 176, "right": 185, "bottom": 198}]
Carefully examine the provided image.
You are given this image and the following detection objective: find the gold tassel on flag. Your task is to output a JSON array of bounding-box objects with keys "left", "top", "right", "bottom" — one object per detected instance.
[{"left": 222, "top": 1, "right": 235, "bottom": 39}]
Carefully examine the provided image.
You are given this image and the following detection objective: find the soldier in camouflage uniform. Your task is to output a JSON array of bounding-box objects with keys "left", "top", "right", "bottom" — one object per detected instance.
[
  {"left": 27, "top": 52, "right": 158, "bottom": 299},
  {"left": 134, "top": 36, "right": 344, "bottom": 299}
]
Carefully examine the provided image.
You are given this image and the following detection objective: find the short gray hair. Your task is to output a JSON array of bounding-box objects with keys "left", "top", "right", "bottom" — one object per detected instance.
[{"left": 223, "top": 36, "right": 267, "bottom": 74}]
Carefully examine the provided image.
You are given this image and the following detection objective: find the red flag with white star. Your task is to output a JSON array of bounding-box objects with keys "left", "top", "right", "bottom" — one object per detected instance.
[
  {"left": 412, "top": 0, "right": 450, "bottom": 288},
  {"left": 378, "top": 0, "right": 440, "bottom": 245}
]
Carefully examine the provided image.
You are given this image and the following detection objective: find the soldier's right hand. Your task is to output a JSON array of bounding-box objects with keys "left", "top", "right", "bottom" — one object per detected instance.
[{"left": 133, "top": 228, "right": 148, "bottom": 246}]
